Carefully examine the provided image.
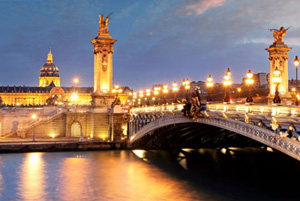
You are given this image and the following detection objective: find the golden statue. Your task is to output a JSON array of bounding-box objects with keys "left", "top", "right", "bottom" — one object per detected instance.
[
  {"left": 269, "top": 27, "right": 290, "bottom": 42},
  {"left": 98, "top": 13, "right": 112, "bottom": 35}
]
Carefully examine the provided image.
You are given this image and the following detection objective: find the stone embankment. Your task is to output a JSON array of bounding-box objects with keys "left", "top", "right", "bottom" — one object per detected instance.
[{"left": 0, "top": 141, "right": 124, "bottom": 153}]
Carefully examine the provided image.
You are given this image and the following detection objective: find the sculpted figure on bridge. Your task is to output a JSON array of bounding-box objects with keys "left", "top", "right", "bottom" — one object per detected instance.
[
  {"left": 98, "top": 13, "right": 112, "bottom": 35},
  {"left": 182, "top": 87, "right": 207, "bottom": 120},
  {"left": 269, "top": 27, "right": 290, "bottom": 42}
]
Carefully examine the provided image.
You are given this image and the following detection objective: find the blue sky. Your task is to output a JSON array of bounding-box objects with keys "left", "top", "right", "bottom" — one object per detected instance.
[{"left": 1, "top": 0, "right": 300, "bottom": 90}]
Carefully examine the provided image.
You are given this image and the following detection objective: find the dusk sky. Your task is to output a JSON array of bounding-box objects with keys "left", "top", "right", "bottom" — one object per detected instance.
[{"left": 1, "top": 0, "right": 300, "bottom": 90}]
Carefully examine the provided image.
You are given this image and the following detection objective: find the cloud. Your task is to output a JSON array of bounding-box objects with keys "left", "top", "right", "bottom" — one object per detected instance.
[
  {"left": 116, "top": 2, "right": 140, "bottom": 19},
  {"left": 184, "top": 0, "right": 226, "bottom": 16}
]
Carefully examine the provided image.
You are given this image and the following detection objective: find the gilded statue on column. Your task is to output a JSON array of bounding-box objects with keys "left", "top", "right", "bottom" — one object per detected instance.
[
  {"left": 98, "top": 13, "right": 112, "bottom": 35},
  {"left": 269, "top": 27, "right": 290, "bottom": 42}
]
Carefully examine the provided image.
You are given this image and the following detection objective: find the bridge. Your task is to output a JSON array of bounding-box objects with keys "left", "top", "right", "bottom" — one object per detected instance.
[{"left": 127, "top": 103, "right": 300, "bottom": 161}]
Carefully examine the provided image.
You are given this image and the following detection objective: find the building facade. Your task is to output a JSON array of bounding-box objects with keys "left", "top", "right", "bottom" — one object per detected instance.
[{"left": 0, "top": 50, "right": 93, "bottom": 106}]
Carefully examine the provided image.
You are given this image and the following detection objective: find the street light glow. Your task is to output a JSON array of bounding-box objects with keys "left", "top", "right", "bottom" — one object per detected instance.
[
  {"left": 32, "top": 113, "right": 37, "bottom": 119},
  {"left": 73, "top": 77, "right": 79, "bottom": 85},
  {"left": 71, "top": 93, "right": 78, "bottom": 101},
  {"left": 294, "top": 56, "right": 299, "bottom": 68}
]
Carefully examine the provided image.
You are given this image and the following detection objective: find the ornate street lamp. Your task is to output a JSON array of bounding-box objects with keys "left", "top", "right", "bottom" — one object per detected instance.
[
  {"left": 182, "top": 78, "right": 191, "bottom": 100},
  {"left": 294, "top": 56, "right": 299, "bottom": 106},
  {"left": 223, "top": 68, "right": 232, "bottom": 103},
  {"left": 146, "top": 88, "right": 151, "bottom": 106},
  {"left": 206, "top": 75, "right": 214, "bottom": 102},
  {"left": 112, "top": 84, "right": 122, "bottom": 105},
  {"left": 272, "top": 66, "right": 282, "bottom": 104},
  {"left": 72, "top": 77, "right": 79, "bottom": 95},
  {"left": 132, "top": 92, "right": 137, "bottom": 107},
  {"left": 31, "top": 113, "right": 37, "bottom": 142},
  {"left": 162, "top": 83, "right": 169, "bottom": 104},
  {"left": 73, "top": 77, "right": 79, "bottom": 86},
  {"left": 153, "top": 87, "right": 159, "bottom": 105},
  {"left": 245, "top": 69, "right": 254, "bottom": 103},
  {"left": 172, "top": 81, "right": 178, "bottom": 103},
  {"left": 139, "top": 90, "right": 144, "bottom": 106},
  {"left": 237, "top": 87, "right": 242, "bottom": 99}
]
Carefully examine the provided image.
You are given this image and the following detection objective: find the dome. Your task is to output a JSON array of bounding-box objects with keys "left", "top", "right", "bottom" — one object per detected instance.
[{"left": 40, "top": 49, "right": 60, "bottom": 77}]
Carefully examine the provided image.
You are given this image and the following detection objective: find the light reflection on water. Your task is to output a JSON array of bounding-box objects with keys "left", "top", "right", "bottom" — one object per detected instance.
[
  {"left": 0, "top": 151, "right": 205, "bottom": 201},
  {"left": 18, "top": 153, "right": 46, "bottom": 200},
  {"left": 0, "top": 149, "right": 298, "bottom": 201}
]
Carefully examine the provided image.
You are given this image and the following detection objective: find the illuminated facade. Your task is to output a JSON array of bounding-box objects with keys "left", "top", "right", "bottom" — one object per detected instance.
[
  {"left": 0, "top": 15, "right": 129, "bottom": 108},
  {"left": 0, "top": 50, "right": 93, "bottom": 106},
  {"left": 91, "top": 14, "right": 117, "bottom": 107},
  {"left": 0, "top": 48, "right": 130, "bottom": 107},
  {"left": 39, "top": 49, "right": 60, "bottom": 87}
]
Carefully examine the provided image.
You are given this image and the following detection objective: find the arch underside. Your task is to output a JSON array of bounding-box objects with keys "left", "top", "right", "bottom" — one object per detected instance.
[{"left": 131, "top": 122, "right": 264, "bottom": 149}]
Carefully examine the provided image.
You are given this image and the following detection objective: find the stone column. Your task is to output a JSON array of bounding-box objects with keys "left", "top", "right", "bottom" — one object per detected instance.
[
  {"left": 90, "top": 15, "right": 117, "bottom": 108},
  {"left": 266, "top": 41, "right": 292, "bottom": 103}
]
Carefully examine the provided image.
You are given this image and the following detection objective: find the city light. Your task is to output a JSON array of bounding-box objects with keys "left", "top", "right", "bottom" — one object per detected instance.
[
  {"left": 206, "top": 75, "right": 214, "bottom": 102},
  {"left": 294, "top": 56, "right": 299, "bottom": 106},
  {"left": 162, "top": 83, "right": 169, "bottom": 104},
  {"left": 272, "top": 66, "right": 281, "bottom": 104},
  {"left": 245, "top": 69, "right": 254, "bottom": 103},
  {"left": 73, "top": 77, "right": 79, "bottom": 85},
  {"left": 146, "top": 88, "right": 151, "bottom": 106},
  {"left": 223, "top": 68, "right": 232, "bottom": 103},
  {"left": 182, "top": 78, "right": 191, "bottom": 99},
  {"left": 172, "top": 81, "right": 178, "bottom": 103},
  {"left": 71, "top": 93, "right": 78, "bottom": 102}
]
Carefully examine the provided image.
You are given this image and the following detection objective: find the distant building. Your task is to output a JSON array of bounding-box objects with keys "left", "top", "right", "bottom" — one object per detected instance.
[
  {"left": 0, "top": 50, "right": 129, "bottom": 106},
  {"left": 242, "top": 72, "right": 268, "bottom": 88}
]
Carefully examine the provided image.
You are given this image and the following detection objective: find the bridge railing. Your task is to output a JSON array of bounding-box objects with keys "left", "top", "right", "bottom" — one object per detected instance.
[
  {"left": 130, "top": 104, "right": 184, "bottom": 114},
  {"left": 130, "top": 103, "right": 300, "bottom": 117},
  {"left": 207, "top": 103, "right": 300, "bottom": 117}
]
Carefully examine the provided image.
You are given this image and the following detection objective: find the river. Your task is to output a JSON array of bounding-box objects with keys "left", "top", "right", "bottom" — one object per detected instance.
[{"left": 0, "top": 148, "right": 299, "bottom": 201}]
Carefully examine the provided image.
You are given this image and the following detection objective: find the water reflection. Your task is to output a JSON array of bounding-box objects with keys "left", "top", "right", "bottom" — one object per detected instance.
[
  {"left": 18, "top": 152, "right": 46, "bottom": 200},
  {"left": 59, "top": 154, "right": 92, "bottom": 201},
  {"left": 0, "top": 157, "right": 3, "bottom": 195},
  {"left": 0, "top": 149, "right": 298, "bottom": 201}
]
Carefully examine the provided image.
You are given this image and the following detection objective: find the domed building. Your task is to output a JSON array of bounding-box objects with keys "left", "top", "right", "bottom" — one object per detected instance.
[
  {"left": 0, "top": 49, "right": 93, "bottom": 106},
  {"left": 0, "top": 48, "right": 130, "bottom": 107},
  {"left": 39, "top": 49, "right": 60, "bottom": 87}
]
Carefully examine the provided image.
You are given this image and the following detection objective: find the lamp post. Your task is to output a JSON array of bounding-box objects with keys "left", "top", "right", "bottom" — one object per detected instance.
[
  {"left": 73, "top": 77, "right": 79, "bottom": 86},
  {"left": 146, "top": 89, "right": 151, "bottom": 106},
  {"left": 31, "top": 113, "right": 37, "bottom": 142},
  {"left": 73, "top": 77, "right": 79, "bottom": 93},
  {"left": 153, "top": 86, "right": 161, "bottom": 105},
  {"left": 132, "top": 92, "right": 137, "bottom": 107},
  {"left": 245, "top": 69, "right": 254, "bottom": 103},
  {"left": 206, "top": 75, "right": 214, "bottom": 102},
  {"left": 112, "top": 84, "right": 122, "bottom": 105},
  {"left": 182, "top": 79, "right": 191, "bottom": 100},
  {"left": 294, "top": 56, "right": 299, "bottom": 106},
  {"left": 139, "top": 90, "right": 144, "bottom": 106},
  {"left": 237, "top": 87, "right": 242, "bottom": 99},
  {"left": 223, "top": 68, "right": 232, "bottom": 103},
  {"left": 172, "top": 81, "right": 178, "bottom": 103},
  {"left": 272, "top": 66, "right": 282, "bottom": 104},
  {"left": 162, "top": 83, "right": 169, "bottom": 104}
]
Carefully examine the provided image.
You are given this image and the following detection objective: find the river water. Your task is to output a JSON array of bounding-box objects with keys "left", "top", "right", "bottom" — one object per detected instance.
[{"left": 0, "top": 149, "right": 299, "bottom": 201}]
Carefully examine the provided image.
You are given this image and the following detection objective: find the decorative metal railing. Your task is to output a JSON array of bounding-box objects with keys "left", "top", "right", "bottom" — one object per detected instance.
[
  {"left": 129, "top": 103, "right": 300, "bottom": 161},
  {"left": 197, "top": 117, "right": 300, "bottom": 160}
]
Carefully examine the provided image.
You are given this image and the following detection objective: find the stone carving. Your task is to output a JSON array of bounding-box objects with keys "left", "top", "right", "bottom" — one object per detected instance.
[
  {"left": 269, "top": 27, "right": 290, "bottom": 42},
  {"left": 182, "top": 87, "right": 207, "bottom": 120},
  {"left": 102, "top": 54, "right": 108, "bottom": 71}
]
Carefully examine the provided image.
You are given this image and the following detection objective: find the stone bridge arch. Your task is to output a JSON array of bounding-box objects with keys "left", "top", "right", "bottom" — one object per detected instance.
[{"left": 129, "top": 115, "right": 300, "bottom": 161}]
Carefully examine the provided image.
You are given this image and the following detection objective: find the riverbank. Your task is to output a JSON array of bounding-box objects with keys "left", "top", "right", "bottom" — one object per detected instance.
[{"left": 0, "top": 140, "right": 125, "bottom": 153}]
